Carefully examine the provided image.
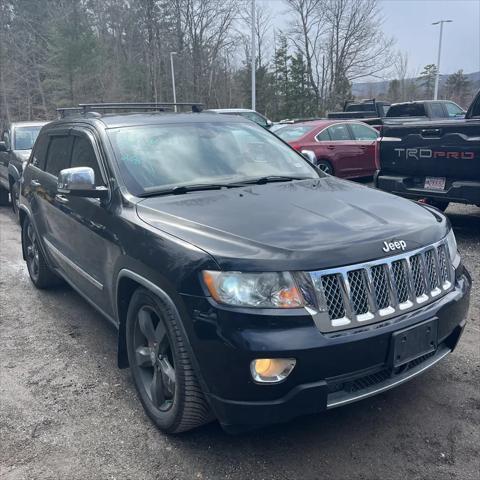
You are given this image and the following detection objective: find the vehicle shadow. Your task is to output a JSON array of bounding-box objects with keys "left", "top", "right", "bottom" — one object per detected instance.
[{"left": 446, "top": 204, "right": 480, "bottom": 240}]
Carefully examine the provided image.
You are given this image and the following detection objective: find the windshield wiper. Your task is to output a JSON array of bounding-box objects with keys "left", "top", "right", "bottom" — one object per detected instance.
[
  {"left": 233, "top": 175, "right": 310, "bottom": 185},
  {"left": 140, "top": 183, "right": 241, "bottom": 197}
]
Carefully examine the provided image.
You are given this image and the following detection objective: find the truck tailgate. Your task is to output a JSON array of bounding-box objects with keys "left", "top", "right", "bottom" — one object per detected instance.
[{"left": 379, "top": 122, "right": 480, "bottom": 180}]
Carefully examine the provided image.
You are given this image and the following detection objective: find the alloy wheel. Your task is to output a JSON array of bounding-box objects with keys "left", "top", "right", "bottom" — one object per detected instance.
[
  {"left": 25, "top": 222, "right": 40, "bottom": 281},
  {"left": 133, "top": 306, "right": 176, "bottom": 412},
  {"left": 317, "top": 162, "right": 333, "bottom": 174}
]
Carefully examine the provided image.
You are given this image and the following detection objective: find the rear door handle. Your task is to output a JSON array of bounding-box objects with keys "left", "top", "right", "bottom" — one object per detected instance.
[
  {"left": 326, "top": 145, "right": 335, "bottom": 150},
  {"left": 30, "top": 179, "right": 41, "bottom": 187}
]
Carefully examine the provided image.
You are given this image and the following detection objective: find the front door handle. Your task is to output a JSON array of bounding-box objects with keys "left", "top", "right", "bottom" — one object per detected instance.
[
  {"left": 55, "top": 194, "right": 69, "bottom": 204},
  {"left": 326, "top": 145, "right": 335, "bottom": 150},
  {"left": 30, "top": 179, "right": 41, "bottom": 187}
]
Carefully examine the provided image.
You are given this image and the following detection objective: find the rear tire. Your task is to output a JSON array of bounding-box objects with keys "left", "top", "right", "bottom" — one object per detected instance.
[
  {"left": 9, "top": 178, "right": 19, "bottom": 217},
  {"left": 21, "top": 217, "right": 60, "bottom": 289},
  {"left": 126, "top": 288, "right": 213, "bottom": 433},
  {"left": 316, "top": 159, "right": 334, "bottom": 175},
  {"left": 0, "top": 185, "right": 9, "bottom": 206}
]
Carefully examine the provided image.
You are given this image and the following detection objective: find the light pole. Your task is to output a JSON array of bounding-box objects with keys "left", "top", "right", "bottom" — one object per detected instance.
[
  {"left": 432, "top": 19, "right": 452, "bottom": 100},
  {"left": 251, "top": 0, "right": 256, "bottom": 111},
  {"left": 170, "top": 51, "right": 178, "bottom": 112}
]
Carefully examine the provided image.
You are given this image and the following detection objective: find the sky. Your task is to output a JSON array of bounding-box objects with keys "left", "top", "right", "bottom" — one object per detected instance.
[{"left": 262, "top": 0, "right": 480, "bottom": 78}]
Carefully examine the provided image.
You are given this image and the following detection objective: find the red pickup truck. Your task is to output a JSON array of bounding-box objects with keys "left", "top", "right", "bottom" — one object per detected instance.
[{"left": 275, "top": 119, "right": 378, "bottom": 179}]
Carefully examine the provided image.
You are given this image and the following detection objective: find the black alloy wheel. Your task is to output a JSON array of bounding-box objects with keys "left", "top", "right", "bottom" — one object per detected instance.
[
  {"left": 24, "top": 220, "right": 40, "bottom": 283},
  {"left": 10, "top": 180, "right": 19, "bottom": 217},
  {"left": 126, "top": 288, "right": 212, "bottom": 433},
  {"left": 133, "top": 305, "right": 176, "bottom": 412},
  {"left": 22, "top": 217, "right": 59, "bottom": 289}
]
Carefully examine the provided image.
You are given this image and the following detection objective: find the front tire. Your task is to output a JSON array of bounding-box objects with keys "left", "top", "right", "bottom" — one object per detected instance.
[
  {"left": 126, "top": 288, "right": 212, "bottom": 433},
  {"left": 22, "top": 217, "right": 60, "bottom": 289},
  {"left": 316, "top": 159, "right": 334, "bottom": 175}
]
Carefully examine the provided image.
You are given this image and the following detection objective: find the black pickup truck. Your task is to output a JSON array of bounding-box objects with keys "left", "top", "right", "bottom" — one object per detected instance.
[
  {"left": 327, "top": 99, "right": 391, "bottom": 128},
  {"left": 384, "top": 100, "right": 466, "bottom": 124},
  {"left": 375, "top": 91, "right": 480, "bottom": 210}
]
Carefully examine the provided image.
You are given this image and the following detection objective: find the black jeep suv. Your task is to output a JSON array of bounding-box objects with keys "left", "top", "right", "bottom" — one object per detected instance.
[{"left": 19, "top": 103, "right": 471, "bottom": 433}]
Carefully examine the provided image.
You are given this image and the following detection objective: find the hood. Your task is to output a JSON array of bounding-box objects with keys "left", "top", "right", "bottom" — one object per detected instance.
[{"left": 136, "top": 177, "right": 448, "bottom": 271}]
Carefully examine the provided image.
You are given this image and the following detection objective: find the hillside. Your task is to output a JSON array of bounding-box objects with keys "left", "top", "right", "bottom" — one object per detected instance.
[{"left": 352, "top": 71, "right": 480, "bottom": 99}]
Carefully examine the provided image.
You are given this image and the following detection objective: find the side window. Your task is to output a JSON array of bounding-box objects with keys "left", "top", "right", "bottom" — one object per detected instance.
[
  {"left": 316, "top": 128, "right": 331, "bottom": 141},
  {"left": 471, "top": 97, "right": 480, "bottom": 118},
  {"left": 45, "top": 136, "right": 73, "bottom": 177},
  {"left": 445, "top": 102, "right": 464, "bottom": 117},
  {"left": 350, "top": 123, "right": 378, "bottom": 141},
  {"left": 31, "top": 134, "right": 49, "bottom": 170},
  {"left": 70, "top": 136, "right": 104, "bottom": 186},
  {"left": 430, "top": 102, "right": 445, "bottom": 118},
  {"left": 327, "top": 124, "right": 353, "bottom": 141}
]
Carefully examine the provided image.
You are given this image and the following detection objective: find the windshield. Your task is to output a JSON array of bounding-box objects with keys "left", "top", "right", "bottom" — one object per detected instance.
[
  {"left": 107, "top": 122, "right": 318, "bottom": 196},
  {"left": 275, "top": 125, "right": 315, "bottom": 142},
  {"left": 14, "top": 126, "right": 43, "bottom": 150}
]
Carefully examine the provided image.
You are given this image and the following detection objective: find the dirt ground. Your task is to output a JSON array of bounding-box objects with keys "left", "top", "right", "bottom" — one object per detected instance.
[{"left": 0, "top": 203, "right": 479, "bottom": 480}]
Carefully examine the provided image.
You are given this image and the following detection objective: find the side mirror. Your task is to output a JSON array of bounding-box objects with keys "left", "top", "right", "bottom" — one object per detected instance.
[
  {"left": 0, "top": 141, "right": 7, "bottom": 153},
  {"left": 57, "top": 167, "right": 108, "bottom": 199},
  {"left": 266, "top": 119, "right": 273, "bottom": 128},
  {"left": 301, "top": 150, "right": 317, "bottom": 165}
]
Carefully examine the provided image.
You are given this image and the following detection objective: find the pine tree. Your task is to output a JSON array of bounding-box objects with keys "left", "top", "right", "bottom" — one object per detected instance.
[{"left": 419, "top": 64, "right": 438, "bottom": 99}]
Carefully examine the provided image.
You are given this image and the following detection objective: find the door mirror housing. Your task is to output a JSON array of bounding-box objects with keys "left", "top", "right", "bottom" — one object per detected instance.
[
  {"left": 301, "top": 150, "right": 317, "bottom": 164},
  {"left": 57, "top": 167, "right": 108, "bottom": 199},
  {"left": 0, "top": 141, "right": 7, "bottom": 153}
]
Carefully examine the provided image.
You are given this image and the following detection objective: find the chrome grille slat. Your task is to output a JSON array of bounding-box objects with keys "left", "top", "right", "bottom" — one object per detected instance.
[{"left": 308, "top": 238, "right": 455, "bottom": 332}]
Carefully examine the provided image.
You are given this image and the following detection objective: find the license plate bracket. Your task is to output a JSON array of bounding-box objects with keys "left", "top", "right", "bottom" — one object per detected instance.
[
  {"left": 391, "top": 319, "right": 438, "bottom": 368},
  {"left": 424, "top": 176, "right": 446, "bottom": 191}
]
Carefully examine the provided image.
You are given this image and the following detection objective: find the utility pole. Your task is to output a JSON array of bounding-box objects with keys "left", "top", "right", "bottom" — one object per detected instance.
[
  {"left": 170, "top": 51, "right": 178, "bottom": 112},
  {"left": 432, "top": 19, "right": 452, "bottom": 100},
  {"left": 251, "top": 0, "right": 256, "bottom": 111}
]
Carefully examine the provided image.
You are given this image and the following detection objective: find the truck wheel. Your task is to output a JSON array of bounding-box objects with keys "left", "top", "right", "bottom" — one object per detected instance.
[
  {"left": 22, "top": 217, "right": 60, "bottom": 289},
  {"left": 126, "top": 288, "right": 213, "bottom": 433},
  {"left": 0, "top": 185, "right": 9, "bottom": 206},
  {"left": 316, "top": 160, "right": 334, "bottom": 175}
]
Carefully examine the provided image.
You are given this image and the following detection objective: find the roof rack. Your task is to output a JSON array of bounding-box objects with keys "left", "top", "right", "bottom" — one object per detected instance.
[
  {"left": 56, "top": 107, "right": 84, "bottom": 118},
  {"left": 56, "top": 102, "right": 204, "bottom": 118},
  {"left": 78, "top": 102, "right": 204, "bottom": 114}
]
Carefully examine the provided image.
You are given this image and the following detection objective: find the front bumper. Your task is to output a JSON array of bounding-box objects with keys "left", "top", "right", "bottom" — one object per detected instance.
[
  {"left": 375, "top": 173, "right": 480, "bottom": 205},
  {"left": 181, "top": 271, "right": 471, "bottom": 431}
]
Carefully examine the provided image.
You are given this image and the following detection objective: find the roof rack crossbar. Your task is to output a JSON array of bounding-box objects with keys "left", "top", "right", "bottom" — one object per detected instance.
[{"left": 77, "top": 102, "right": 204, "bottom": 113}]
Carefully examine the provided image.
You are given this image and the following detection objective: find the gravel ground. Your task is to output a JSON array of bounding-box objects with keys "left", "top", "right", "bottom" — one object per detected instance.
[{"left": 0, "top": 203, "right": 479, "bottom": 480}]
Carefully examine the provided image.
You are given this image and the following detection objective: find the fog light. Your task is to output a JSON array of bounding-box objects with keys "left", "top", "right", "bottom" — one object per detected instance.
[{"left": 251, "top": 358, "right": 296, "bottom": 384}]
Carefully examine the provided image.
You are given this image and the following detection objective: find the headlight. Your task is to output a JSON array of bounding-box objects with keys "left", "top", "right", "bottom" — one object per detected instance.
[
  {"left": 202, "top": 271, "right": 305, "bottom": 308},
  {"left": 445, "top": 228, "right": 460, "bottom": 267}
]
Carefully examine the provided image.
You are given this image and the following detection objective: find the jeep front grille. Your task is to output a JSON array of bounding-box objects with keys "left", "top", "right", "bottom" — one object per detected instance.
[{"left": 308, "top": 238, "right": 454, "bottom": 332}]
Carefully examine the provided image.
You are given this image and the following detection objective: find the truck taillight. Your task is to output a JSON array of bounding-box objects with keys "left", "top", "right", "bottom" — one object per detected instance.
[
  {"left": 290, "top": 144, "right": 302, "bottom": 151},
  {"left": 374, "top": 139, "right": 381, "bottom": 170}
]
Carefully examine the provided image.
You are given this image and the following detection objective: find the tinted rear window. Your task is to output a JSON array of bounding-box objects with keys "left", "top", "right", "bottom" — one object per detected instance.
[{"left": 387, "top": 104, "right": 426, "bottom": 117}]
